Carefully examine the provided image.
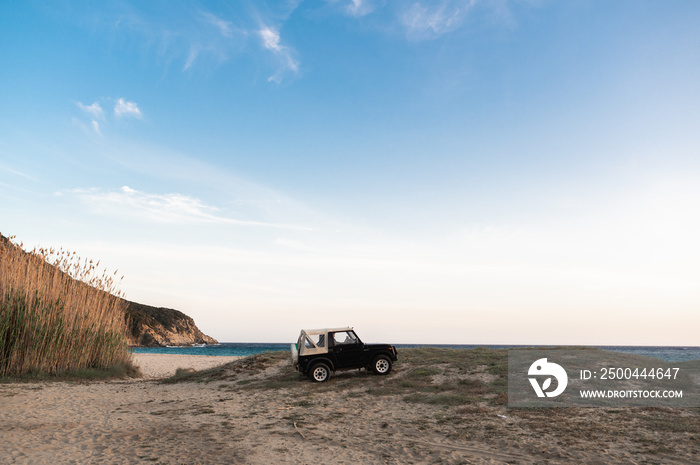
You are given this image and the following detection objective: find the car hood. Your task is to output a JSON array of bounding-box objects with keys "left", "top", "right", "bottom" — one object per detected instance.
[{"left": 364, "top": 343, "right": 395, "bottom": 350}]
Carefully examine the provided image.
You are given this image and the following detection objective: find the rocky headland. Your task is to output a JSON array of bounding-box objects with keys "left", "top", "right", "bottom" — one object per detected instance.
[{"left": 124, "top": 300, "right": 217, "bottom": 347}]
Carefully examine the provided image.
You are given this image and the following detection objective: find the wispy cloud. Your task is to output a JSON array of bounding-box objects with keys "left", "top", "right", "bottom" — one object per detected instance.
[
  {"left": 0, "top": 163, "right": 36, "bottom": 182},
  {"left": 345, "top": 0, "right": 377, "bottom": 17},
  {"left": 259, "top": 26, "right": 299, "bottom": 83},
  {"left": 184, "top": 45, "right": 201, "bottom": 71},
  {"left": 181, "top": 11, "right": 247, "bottom": 70},
  {"left": 95, "top": 4, "right": 247, "bottom": 73},
  {"left": 200, "top": 11, "right": 234, "bottom": 38},
  {"left": 401, "top": 0, "right": 479, "bottom": 39},
  {"left": 260, "top": 27, "right": 282, "bottom": 52},
  {"left": 62, "top": 1, "right": 521, "bottom": 86},
  {"left": 114, "top": 98, "right": 142, "bottom": 118},
  {"left": 76, "top": 101, "right": 105, "bottom": 119},
  {"left": 76, "top": 101, "right": 105, "bottom": 134},
  {"left": 67, "top": 186, "right": 308, "bottom": 229}
]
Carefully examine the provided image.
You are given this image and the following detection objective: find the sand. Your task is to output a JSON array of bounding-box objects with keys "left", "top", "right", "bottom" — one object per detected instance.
[
  {"left": 133, "top": 353, "right": 243, "bottom": 379},
  {"left": 1, "top": 353, "right": 698, "bottom": 464}
]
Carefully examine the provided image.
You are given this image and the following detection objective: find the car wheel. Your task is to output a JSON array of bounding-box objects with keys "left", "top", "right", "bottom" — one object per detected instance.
[
  {"left": 309, "top": 362, "right": 331, "bottom": 382},
  {"left": 372, "top": 355, "right": 392, "bottom": 375}
]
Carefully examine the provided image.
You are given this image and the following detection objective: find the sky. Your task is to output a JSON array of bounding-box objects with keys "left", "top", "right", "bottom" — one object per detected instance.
[{"left": 1, "top": 0, "right": 699, "bottom": 345}]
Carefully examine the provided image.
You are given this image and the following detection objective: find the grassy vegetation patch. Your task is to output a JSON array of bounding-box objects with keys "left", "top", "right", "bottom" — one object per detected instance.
[
  {"left": 403, "top": 393, "right": 429, "bottom": 404},
  {"left": 408, "top": 367, "right": 441, "bottom": 378},
  {"left": 458, "top": 378, "right": 488, "bottom": 395},
  {"left": 160, "top": 346, "right": 511, "bottom": 414},
  {"left": 1, "top": 236, "right": 132, "bottom": 378},
  {"left": 425, "top": 393, "right": 472, "bottom": 406},
  {"left": 0, "top": 362, "right": 140, "bottom": 383},
  {"left": 373, "top": 347, "right": 509, "bottom": 406},
  {"left": 53, "top": 363, "right": 140, "bottom": 381},
  {"left": 162, "top": 351, "right": 291, "bottom": 385},
  {"left": 641, "top": 414, "right": 700, "bottom": 434}
]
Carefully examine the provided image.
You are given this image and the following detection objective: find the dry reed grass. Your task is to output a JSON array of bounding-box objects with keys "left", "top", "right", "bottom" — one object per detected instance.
[{"left": 0, "top": 234, "right": 132, "bottom": 376}]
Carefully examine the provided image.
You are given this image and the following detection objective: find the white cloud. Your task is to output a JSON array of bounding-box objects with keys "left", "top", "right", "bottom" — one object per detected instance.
[
  {"left": 75, "top": 102, "right": 105, "bottom": 134},
  {"left": 68, "top": 186, "right": 307, "bottom": 229},
  {"left": 260, "top": 27, "right": 282, "bottom": 52},
  {"left": 76, "top": 101, "right": 104, "bottom": 119},
  {"left": 259, "top": 26, "right": 299, "bottom": 83},
  {"left": 114, "top": 98, "right": 143, "bottom": 118}
]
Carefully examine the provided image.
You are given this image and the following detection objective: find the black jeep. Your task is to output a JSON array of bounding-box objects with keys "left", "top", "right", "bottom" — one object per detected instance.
[{"left": 290, "top": 327, "right": 398, "bottom": 382}]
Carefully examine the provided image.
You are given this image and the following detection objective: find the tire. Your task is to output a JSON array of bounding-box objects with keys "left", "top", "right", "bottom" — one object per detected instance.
[
  {"left": 372, "top": 355, "right": 392, "bottom": 375},
  {"left": 309, "top": 362, "right": 331, "bottom": 382}
]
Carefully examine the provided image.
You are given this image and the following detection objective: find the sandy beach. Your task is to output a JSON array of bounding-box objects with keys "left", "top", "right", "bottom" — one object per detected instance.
[
  {"left": 1, "top": 351, "right": 698, "bottom": 464},
  {"left": 133, "top": 353, "right": 244, "bottom": 379}
]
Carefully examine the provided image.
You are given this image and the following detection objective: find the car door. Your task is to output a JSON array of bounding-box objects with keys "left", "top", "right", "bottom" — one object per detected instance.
[{"left": 330, "top": 331, "right": 366, "bottom": 369}]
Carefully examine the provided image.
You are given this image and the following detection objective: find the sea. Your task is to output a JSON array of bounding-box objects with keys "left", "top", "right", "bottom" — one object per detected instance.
[{"left": 131, "top": 343, "right": 700, "bottom": 362}]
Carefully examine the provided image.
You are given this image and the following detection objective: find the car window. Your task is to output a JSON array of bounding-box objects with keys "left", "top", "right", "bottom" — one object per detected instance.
[
  {"left": 305, "top": 334, "right": 325, "bottom": 348},
  {"left": 332, "top": 331, "right": 357, "bottom": 345}
]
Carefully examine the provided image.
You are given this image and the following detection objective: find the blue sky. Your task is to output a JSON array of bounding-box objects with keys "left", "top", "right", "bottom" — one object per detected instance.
[{"left": 2, "top": 1, "right": 699, "bottom": 344}]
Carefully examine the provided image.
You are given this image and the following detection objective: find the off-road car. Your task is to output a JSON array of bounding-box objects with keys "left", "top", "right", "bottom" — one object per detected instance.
[{"left": 290, "top": 327, "right": 398, "bottom": 382}]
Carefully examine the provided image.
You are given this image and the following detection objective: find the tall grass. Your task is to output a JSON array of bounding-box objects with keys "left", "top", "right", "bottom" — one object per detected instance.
[{"left": 0, "top": 235, "right": 132, "bottom": 376}]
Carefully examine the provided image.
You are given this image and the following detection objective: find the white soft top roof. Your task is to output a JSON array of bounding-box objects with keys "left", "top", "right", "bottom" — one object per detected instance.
[
  {"left": 297, "top": 327, "right": 356, "bottom": 357},
  {"left": 301, "top": 327, "right": 353, "bottom": 335}
]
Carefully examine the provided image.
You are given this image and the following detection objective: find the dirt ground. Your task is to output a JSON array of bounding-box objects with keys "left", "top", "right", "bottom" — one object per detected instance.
[{"left": 1, "top": 349, "right": 698, "bottom": 464}]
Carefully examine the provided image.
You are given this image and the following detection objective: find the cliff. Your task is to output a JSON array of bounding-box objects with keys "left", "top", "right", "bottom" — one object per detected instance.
[{"left": 124, "top": 300, "right": 218, "bottom": 347}]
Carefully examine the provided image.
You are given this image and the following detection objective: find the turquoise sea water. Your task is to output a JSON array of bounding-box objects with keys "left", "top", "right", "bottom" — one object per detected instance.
[{"left": 131, "top": 343, "right": 700, "bottom": 362}]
